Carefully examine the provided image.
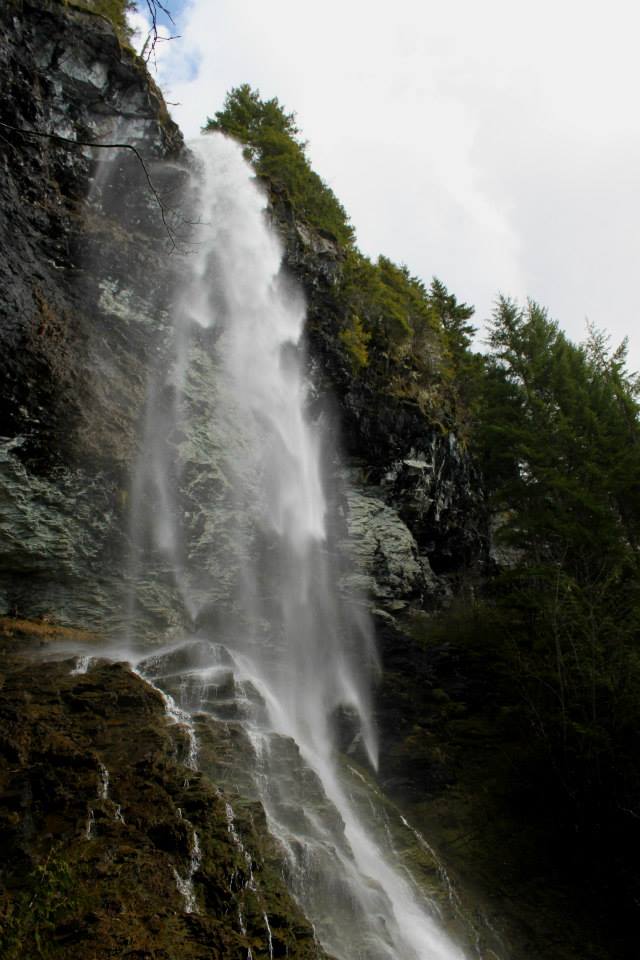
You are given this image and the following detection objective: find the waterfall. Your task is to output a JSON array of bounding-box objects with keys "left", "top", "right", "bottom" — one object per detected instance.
[{"left": 130, "top": 133, "right": 467, "bottom": 960}]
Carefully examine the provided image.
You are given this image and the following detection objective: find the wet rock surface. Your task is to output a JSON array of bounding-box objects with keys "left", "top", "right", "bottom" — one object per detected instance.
[
  {"left": 339, "top": 481, "right": 431, "bottom": 610},
  {"left": 0, "top": 0, "right": 187, "bottom": 629},
  {"left": 0, "top": 0, "right": 488, "bottom": 629},
  {"left": 0, "top": 0, "right": 182, "bottom": 463},
  {"left": 0, "top": 5, "right": 607, "bottom": 960},
  {"left": 271, "top": 190, "right": 490, "bottom": 611},
  {"left": 0, "top": 634, "right": 328, "bottom": 960}
]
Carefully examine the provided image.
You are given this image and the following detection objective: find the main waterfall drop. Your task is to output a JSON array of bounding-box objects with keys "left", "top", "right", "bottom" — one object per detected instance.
[{"left": 130, "top": 134, "right": 467, "bottom": 960}]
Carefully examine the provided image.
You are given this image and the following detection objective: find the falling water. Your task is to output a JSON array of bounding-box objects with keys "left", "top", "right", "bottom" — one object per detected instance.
[{"left": 130, "top": 133, "right": 467, "bottom": 960}]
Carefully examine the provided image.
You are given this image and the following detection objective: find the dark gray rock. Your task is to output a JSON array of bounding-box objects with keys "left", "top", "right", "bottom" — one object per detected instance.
[
  {"left": 0, "top": 0, "right": 186, "bottom": 626},
  {"left": 0, "top": 0, "right": 183, "bottom": 466},
  {"left": 270, "top": 193, "right": 490, "bottom": 606}
]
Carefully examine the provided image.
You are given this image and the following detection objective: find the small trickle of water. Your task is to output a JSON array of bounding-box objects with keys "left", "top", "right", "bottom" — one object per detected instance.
[
  {"left": 399, "top": 815, "right": 459, "bottom": 911},
  {"left": 70, "top": 655, "right": 92, "bottom": 675},
  {"left": 237, "top": 906, "right": 253, "bottom": 960},
  {"left": 173, "top": 867, "right": 196, "bottom": 913},
  {"left": 136, "top": 669, "right": 199, "bottom": 773},
  {"left": 97, "top": 761, "right": 109, "bottom": 800},
  {"left": 173, "top": 826, "right": 202, "bottom": 914},
  {"left": 263, "top": 912, "right": 274, "bottom": 960},
  {"left": 225, "top": 800, "right": 256, "bottom": 891}
]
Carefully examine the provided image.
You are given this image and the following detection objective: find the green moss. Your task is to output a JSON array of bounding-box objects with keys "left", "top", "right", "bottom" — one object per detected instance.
[
  {"left": 339, "top": 314, "right": 370, "bottom": 368},
  {"left": 0, "top": 653, "right": 328, "bottom": 959},
  {"left": 0, "top": 850, "right": 79, "bottom": 959}
]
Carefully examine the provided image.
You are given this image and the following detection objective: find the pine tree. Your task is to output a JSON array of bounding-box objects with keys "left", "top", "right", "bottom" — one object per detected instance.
[{"left": 476, "top": 295, "right": 640, "bottom": 823}]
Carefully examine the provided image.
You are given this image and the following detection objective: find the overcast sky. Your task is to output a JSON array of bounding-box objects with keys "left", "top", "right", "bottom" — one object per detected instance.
[{"left": 133, "top": 0, "right": 640, "bottom": 367}]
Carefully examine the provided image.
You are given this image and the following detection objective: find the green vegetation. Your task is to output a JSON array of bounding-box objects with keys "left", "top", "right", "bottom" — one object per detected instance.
[
  {"left": 335, "top": 253, "right": 476, "bottom": 420},
  {"left": 207, "top": 87, "right": 479, "bottom": 427},
  {"left": 402, "top": 300, "right": 640, "bottom": 956},
  {"left": 338, "top": 312, "right": 370, "bottom": 369},
  {"left": 206, "top": 85, "right": 354, "bottom": 245},
  {"left": 0, "top": 851, "right": 78, "bottom": 959},
  {"left": 473, "top": 297, "right": 640, "bottom": 830}
]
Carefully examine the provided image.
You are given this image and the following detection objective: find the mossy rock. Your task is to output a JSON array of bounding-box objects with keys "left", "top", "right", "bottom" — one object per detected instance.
[{"left": 0, "top": 642, "right": 329, "bottom": 959}]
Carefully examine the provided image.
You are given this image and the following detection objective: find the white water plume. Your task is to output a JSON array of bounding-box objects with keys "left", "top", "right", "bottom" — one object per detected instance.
[
  {"left": 183, "top": 134, "right": 378, "bottom": 769},
  {"left": 128, "top": 133, "right": 468, "bottom": 960}
]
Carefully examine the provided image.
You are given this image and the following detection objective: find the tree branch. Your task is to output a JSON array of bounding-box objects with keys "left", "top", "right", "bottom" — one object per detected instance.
[
  {"left": 0, "top": 120, "right": 180, "bottom": 250},
  {"left": 141, "top": 0, "right": 179, "bottom": 67}
]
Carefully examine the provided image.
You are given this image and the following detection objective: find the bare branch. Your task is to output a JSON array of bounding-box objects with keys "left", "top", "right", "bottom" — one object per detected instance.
[
  {"left": 142, "top": 0, "right": 178, "bottom": 67},
  {"left": 0, "top": 120, "right": 181, "bottom": 251}
]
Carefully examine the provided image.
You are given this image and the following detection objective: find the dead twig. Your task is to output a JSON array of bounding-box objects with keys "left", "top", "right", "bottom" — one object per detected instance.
[
  {"left": 142, "top": 0, "right": 179, "bottom": 68},
  {"left": 0, "top": 119, "right": 180, "bottom": 250}
]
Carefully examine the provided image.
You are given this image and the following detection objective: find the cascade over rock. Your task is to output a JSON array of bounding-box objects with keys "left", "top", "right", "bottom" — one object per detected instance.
[
  {"left": 0, "top": 0, "right": 486, "bottom": 631},
  {"left": 269, "top": 188, "right": 489, "bottom": 610},
  {"left": 0, "top": 642, "right": 330, "bottom": 959},
  {"left": 0, "top": 4, "right": 488, "bottom": 957},
  {"left": 1, "top": 5, "right": 616, "bottom": 960}
]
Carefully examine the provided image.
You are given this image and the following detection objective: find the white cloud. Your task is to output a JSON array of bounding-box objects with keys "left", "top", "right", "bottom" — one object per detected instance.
[
  {"left": 127, "top": 9, "right": 150, "bottom": 54},
  {"left": 127, "top": 7, "right": 173, "bottom": 64},
  {"left": 151, "top": 0, "right": 640, "bottom": 366}
]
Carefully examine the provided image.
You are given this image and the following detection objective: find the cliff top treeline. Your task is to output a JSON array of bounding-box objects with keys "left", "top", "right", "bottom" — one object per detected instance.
[{"left": 208, "top": 86, "right": 477, "bottom": 436}]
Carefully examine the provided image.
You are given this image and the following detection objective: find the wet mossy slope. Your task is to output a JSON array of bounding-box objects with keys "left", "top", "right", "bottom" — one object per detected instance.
[{"left": 0, "top": 635, "right": 328, "bottom": 960}]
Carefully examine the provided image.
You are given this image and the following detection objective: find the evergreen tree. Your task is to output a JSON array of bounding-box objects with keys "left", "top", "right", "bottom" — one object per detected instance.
[
  {"left": 475, "top": 295, "right": 640, "bottom": 827},
  {"left": 205, "top": 86, "right": 354, "bottom": 245},
  {"left": 429, "top": 276, "right": 475, "bottom": 362}
]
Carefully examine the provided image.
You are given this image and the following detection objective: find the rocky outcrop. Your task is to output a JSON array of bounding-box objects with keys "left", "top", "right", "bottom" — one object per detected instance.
[
  {"left": 269, "top": 197, "right": 489, "bottom": 614},
  {"left": 0, "top": 630, "right": 328, "bottom": 960},
  {"left": 338, "top": 479, "right": 438, "bottom": 610}
]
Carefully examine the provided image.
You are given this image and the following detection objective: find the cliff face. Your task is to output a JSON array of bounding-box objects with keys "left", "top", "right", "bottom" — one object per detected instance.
[
  {"left": 0, "top": 4, "right": 574, "bottom": 960},
  {"left": 270, "top": 196, "right": 489, "bottom": 616},
  {"left": 0, "top": 0, "right": 187, "bottom": 630},
  {"left": 0, "top": 0, "right": 182, "bottom": 464},
  {"left": 0, "top": 0, "right": 488, "bottom": 643}
]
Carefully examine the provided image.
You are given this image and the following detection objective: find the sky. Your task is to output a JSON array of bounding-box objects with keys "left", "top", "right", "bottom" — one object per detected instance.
[{"left": 131, "top": 0, "right": 640, "bottom": 367}]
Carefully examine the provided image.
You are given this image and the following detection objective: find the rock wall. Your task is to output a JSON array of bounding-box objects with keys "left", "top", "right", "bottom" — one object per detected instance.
[
  {"left": 0, "top": 0, "right": 488, "bottom": 630},
  {"left": 0, "top": 3, "right": 506, "bottom": 957},
  {"left": 0, "top": 0, "right": 182, "bottom": 463},
  {"left": 0, "top": 0, "right": 186, "bottom": 628},
  {"left": 269, "top": 190, "right": 489, "bottom": 616}
]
